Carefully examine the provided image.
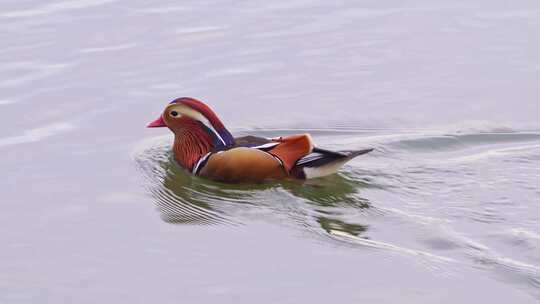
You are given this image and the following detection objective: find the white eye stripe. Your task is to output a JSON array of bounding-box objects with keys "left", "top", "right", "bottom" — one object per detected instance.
[{"left": 172, "top": 105, "right": 226, "bottom": 146}]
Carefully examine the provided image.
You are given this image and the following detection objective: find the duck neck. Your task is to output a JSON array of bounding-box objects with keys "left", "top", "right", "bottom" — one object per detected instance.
[{"left": 173, "top": 129, "right": 212, "bottom": 172}]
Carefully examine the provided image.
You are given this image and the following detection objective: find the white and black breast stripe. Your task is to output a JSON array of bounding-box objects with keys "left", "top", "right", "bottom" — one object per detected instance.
[{"left": 192, "top": 152, "right": 212, "bottom": 175}]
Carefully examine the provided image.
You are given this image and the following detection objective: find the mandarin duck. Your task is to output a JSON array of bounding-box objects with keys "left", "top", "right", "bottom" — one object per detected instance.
[{"left": 147, "top": 97, "right": 373, "bottom": 183}]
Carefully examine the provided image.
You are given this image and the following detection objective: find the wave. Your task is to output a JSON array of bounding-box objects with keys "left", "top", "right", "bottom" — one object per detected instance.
[
  {"left": 0, "top": 122, "right": 76, "bottom": 148},
  {"left": 132, "top": 134, "right": 378, "bottom": 226},
  {"left": 1, "top": 0, "right": 118, "bottom": 19},
  {"left": 133, "top": 127, "right": 540, "bottom": 298}
]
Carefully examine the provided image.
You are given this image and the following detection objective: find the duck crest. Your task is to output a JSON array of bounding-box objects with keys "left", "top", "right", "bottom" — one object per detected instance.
[{"left": 171, "top": 97, "right": 235, "bottom": 148}]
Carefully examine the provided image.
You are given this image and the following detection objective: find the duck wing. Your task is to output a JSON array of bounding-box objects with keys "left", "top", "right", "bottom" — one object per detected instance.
[
  {"left": 232, "top": 134, "right": 314, "bottom": 172},
  {"left": 232, "top": 135, "right": 272, "bottom": 147},
  {"left": 197, "top": 135, "right": 313, "bottom": 183},
  {"left": 200, "top": 134, "right": 370, "bottom": 181},
  {"left": 291, "top": 147, "right": 373, "bottom": 179}
]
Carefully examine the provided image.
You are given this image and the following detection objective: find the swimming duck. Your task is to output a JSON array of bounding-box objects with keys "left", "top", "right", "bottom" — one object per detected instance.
[{"left": 147, "top": 97, "right": 372, "bottom": 183}]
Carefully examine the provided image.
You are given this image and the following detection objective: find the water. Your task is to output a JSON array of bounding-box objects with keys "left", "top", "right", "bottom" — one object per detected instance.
[{"left": 1, "top": 1, "right": 540, "bottom": 303}]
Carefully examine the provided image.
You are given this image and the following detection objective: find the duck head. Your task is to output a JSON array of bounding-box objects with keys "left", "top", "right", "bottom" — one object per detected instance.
[{"left": 147, "top": 97, "right": 234, "bottom": 170}]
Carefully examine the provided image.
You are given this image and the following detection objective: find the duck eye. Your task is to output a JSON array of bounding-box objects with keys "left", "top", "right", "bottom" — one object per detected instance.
[{"left": 170, "top": 111, "right": 179, "bottom": 117}]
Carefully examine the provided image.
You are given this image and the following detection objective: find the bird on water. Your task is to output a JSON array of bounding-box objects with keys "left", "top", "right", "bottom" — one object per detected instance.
[{"left": 147, "top": 97, "right": 373, "bottom": 183}]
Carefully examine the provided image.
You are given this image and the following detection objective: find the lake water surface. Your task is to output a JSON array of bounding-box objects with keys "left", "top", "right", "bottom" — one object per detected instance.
[{"left": 1, "top": 1, "right": 540, "bottom": 303}]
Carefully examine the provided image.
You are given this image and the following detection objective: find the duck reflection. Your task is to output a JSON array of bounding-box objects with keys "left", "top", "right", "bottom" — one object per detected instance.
[
  {"left": 317, "top": 217, "right": 367, "bottom": 237},
  {"left": 145, "top": 153, "right": 370, "bottom": 236}
]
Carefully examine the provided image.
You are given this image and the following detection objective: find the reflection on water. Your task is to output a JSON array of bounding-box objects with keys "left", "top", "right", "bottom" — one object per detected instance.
[
  {"left": 282, "top": 174, "right": 370, "bottom": 209},
  {"left": 151, "top": 154, "right": 267, "bottom": 225},
  {"left": 135, "top": 140, "right": 372, "bottom": 238},
  {"left": 133, "top": 128, "right": 540, "bottom": 300},
  {"left": 317, "top": 217, "right": 367, "bottom": 237},
  {"left": 3, "top": 0, "right": 540, "bottom": 300}
]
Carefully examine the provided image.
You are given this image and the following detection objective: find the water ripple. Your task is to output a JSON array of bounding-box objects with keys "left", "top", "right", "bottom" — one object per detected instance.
[
  {"left": 133, "top": 134, "right": 376, "bottom": 232},
  {"left": 133, "top": 127, "right": 540, "bottom": 298},
  {"left": 1, "top": 0, "right": 118, "bottom": 19},
  {"left": 0, "top": 122, "right": 75, "bottom": 148}
]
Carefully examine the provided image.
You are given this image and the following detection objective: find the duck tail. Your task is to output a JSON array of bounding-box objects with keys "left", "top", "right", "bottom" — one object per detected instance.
[{"left": 291, "top": 147, "right": 373, "bottom": 179}]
